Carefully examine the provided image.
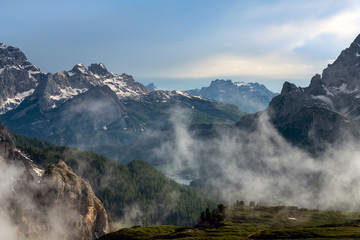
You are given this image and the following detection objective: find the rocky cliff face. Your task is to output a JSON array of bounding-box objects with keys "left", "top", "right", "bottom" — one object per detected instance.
[
  {"left": 37, "top": 160, "right": 113, "bottom": 240},
  {"left": 0, "top": 43, "right": 149, "bottom": 114},
  {"left": 0, "top": 122, "right": 114, "bottom": 240},
  {"left": 268, "top": 34, "right": 360, "bottom": 121},
  {"left": 239, "top": 34, "right": 360, "bottom": 153},
  {"left": 0, "top": 43, "right": 41, "bottom": 114},
  {"left": 29, "top": 63, "right": 149, "bottom": 112}
]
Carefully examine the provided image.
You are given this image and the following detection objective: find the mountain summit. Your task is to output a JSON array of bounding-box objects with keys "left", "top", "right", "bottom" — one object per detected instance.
[
  {"left": 186, "top": 79, "right": 278, "bottom": 113},
  {"left": 320, "top": 34, "right": 360, "bottom": 89},
  {"left": 269, "top": 34, "right": 360, "bottom": 121},
  {"left": 30, "top": 62, "right": 149, "bottom": 112},
  {"left": 242, "top": 34, "right": 360, "bottom": 153},
  {"left": 0, "top": 44, "right": 149, "bottom": 114},
  {"left": 0, "top": 43, "right": 41, "bottom": 113}
]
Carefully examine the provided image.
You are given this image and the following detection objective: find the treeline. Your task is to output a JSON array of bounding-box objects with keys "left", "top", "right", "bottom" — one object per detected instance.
[
  {"left": 197, "top": 204, "right": 226, "bottom": 228},
  {"left": 14, "top": 134, "right": 218, "bottom": 226}
]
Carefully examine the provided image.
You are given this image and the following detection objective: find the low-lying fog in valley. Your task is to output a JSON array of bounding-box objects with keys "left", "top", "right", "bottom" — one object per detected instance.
[{"left": 154, "top": 108, "right": 360, "bottom": 210}]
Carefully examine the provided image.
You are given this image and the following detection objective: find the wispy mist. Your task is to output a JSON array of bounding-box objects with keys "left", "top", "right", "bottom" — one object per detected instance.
[
  {"left": 0, "top": 157, "right": 109, "bottom": 240},
  {"left": 0, "top": 165, "right": 22, "bottom": 240},
  {"left": 154, "top": 108, "right": 360, "bottom": 210}
]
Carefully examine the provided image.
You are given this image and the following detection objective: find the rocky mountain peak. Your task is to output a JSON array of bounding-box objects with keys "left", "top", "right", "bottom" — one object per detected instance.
[
  {"left": 0, "top": 43, "right": 29, "bottom": 68},
  {"left": 353, "top": 33, "right": 360, "bottom": 45},
  {"left": 71, "top": 63, "right": 88, "bottom": 74},
  {"left": 209, "top": 79, "right": 233, "bottom": 88},
  {"left": 319, "top": 34, "right": 360, "bottom": 89},
  {"left": 0, "top": 43, "right": 153, "bottom": 114},
  {"left": 0, "top": 43, "right": 40, "bottom": 74},
  {"left": 270, "top": 34, "right": 360, "bottom": 122},
  {"left": 186, "top": 79, "right": 278, "bottom": 113},
  {"left": 88, "top": 63, "right": 109, "bottom": 76},
  {"left": 145, "top": 83, "right": 157, "bottom": 92},
  {"left": 0, "top": 43, "right": 42, "bottom": 114},
  {"left": 281, "top": 81, "right": 299, "bottom": 95}
]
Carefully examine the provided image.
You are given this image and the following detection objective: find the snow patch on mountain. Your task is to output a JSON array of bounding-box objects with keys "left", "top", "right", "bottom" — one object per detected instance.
[
  {"left": 0, "top": 44, "right": 149, "bottom": 114},
  {"left": 76, "top": 64, "right": 87, "bottom": 73},
  {"left": 0, "top": 89, "right": 35, "bottom": 113},
  {"left": 17, "top": 149, "right": 44, "bottom": 179},
  {"left": 104, "top": 76, "right": 125, "bottom": 89},
  {"left": 28, "top": 70, "right": 41, "bottom": 81},
  {"left": 234, "top": 82, "right": 254, "bottom": 89},
  {"left": 103, "top": 76, "right": 141, "bottom": 98},
  {"left": 172, "top": 90, "right": 192, "bottom": 98},
  {"left": 49, "top": 87, "right": 88, "bottom": 101}
]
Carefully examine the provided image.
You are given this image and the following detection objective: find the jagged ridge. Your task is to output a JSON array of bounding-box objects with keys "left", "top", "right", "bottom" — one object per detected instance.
[{"left": 186, "top": 79, "right": 278, "bottom": 113}]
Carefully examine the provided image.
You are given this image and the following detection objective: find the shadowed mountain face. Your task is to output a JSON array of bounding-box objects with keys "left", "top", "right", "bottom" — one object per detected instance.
[
  {"left": 0, "top": 122, "right": 114, "bottom": 240},
  {"left": 269, "top": 34, "right": 360, "bottom": 120},
  {"left": 235, "top": 34, "right": 360, "bottom": 154},
  {"left": 255, "top": 35, "right": 360, "bottom": 153},
  {"left": 0, "top": 43, "right": 41, "bottom": 114}
]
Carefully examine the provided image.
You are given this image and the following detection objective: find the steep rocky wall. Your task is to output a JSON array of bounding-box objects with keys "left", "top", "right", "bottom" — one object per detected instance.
[{"left": 0, "top": 121, "right": 114, "bottom": 240}]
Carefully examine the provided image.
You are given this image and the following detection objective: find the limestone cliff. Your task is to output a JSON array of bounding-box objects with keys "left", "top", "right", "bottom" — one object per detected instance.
[{"left": 0, "top": 121, "right": 114, "bottom": 240}]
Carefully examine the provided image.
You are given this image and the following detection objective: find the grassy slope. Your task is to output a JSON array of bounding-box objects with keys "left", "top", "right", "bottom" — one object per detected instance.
[{"left": 100, "top": 205, "right": 360, "bottom": 239}]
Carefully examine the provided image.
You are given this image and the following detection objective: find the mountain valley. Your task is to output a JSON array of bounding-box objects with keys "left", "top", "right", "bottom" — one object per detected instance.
[{"left": 2, "top": 32, "right": 360, "bottom": 240}]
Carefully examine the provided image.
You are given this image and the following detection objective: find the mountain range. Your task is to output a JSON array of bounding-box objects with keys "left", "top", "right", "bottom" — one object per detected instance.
[
  {"left": 186, "top": 79, "right": 278, "bottom": 113},
  {"left": 0, "top": 43, "right": 244, "bottom": 155}
]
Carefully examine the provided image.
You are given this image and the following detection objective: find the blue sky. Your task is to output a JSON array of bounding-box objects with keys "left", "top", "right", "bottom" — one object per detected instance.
[{"left": 1, "top": 0, "right": 360, "bottom": 92}]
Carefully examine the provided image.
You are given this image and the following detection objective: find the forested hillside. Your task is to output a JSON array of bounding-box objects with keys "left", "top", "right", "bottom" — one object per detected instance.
[{"left": 14, "top": 134, "right": 218, "bottom": 226}]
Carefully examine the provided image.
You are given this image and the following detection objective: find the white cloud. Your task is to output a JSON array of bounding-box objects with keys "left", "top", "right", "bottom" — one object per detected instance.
[
  {"left": 146, "top": 1, "right": 360, "bottom": 82},
  {"left": 262, "top": 7, "right": 360, "bottom": 52},
  {"left": 129, "top": 0, "right": 360, "bottom": 91},
  {"left": 241, "top": 0, "right": 360, "bottom": 53},
  {"left": 165, "top": 53, "right": 323, "bottom": 79}
]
